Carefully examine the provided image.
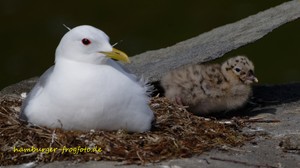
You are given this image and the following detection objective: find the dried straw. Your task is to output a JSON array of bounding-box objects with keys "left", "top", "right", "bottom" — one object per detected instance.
[{"left": 0, "top": 96, "right": 248, "bottom": 166}]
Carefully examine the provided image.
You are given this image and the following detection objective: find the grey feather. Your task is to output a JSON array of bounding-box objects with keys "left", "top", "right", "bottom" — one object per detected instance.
[
  {"left": 106, "top": 59, "right": 138, "bottom": 81},
  {"left": 20, "top": 66, "right": 54, "bottom": 121},
  {"left": 107, "top": 59, "right": 154, "bottom": 95}
]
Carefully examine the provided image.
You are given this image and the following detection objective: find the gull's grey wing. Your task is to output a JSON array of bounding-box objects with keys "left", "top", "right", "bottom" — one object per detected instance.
[
  {"left": 19, "top": 66, "right": 54, "bottom": 121},
  {"left": 107, "top": 59, "right": 154, "bottom": 96},
  {"left": 107, "top": 59, "right": 138, "bottom": 82}
]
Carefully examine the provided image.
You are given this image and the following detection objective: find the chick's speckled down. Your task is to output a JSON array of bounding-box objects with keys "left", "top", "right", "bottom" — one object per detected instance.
[{"left": 161, "top": 56, "right": 258, "bottom": 115}]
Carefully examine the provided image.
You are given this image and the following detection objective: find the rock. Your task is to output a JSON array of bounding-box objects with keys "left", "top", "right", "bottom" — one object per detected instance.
[
  {"left": 0, "top": 77, "right": 37, "bottom": 101},
  {"left": 127, "top": 0, "right": 300, "bottom": 82},
  {"left": 1, "top": 1, "right": 300, "bottom": 168},
  {"left": 280, "top": 134, "right": 300, "bottom": 153},
  {"left": 2, "top": 1, "right": 300, "bottom": 95}
]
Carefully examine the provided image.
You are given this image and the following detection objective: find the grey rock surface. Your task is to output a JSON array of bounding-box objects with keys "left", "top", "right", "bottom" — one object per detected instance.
[
  {"left": 0, "top": 77, "right": 37, "bottom": 100},
  {"left": 127, "top": 0, "right": 300, "bottom": 82},
  {"left": 2, "top": 0, "right": 300, "bottom": 168}
]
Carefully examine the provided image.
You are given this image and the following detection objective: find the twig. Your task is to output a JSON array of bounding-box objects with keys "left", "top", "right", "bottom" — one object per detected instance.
[
  {"left": 243, "top": 119, "right": 280, "bottom": 123},
  {"left": 136, "top": 151, "right": 144, "bottom": 163},
  {"left": 20, "top": 152, "right": 38, "bottom": 157},
  {"left": 50, "top": 130, "right": 56, "bottom": 147},
  {"left": 210, "top": 157, "right": 278, "bottom": 168},
  {"left": 282, "top": 149, "right": 300, "bottom": 154}
]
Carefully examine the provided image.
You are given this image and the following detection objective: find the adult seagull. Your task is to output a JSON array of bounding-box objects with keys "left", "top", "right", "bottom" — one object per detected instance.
[{"left": 20, "top": 25, "right": 154, "bottom": 132}]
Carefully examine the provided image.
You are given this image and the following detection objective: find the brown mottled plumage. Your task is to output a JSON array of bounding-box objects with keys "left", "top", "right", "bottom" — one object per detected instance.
[{"left": 161, "top": 56, "right": 258, "bottom": 115}]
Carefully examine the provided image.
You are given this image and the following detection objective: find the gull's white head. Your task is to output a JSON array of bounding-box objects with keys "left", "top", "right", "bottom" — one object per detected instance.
[{"left": 55, "top": 25, "right": 129, "bottom": 64}]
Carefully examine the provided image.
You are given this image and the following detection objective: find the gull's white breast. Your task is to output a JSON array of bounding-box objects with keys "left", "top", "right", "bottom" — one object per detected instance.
[{"left": 24, "top": 58, "right": 153, "bottom": 132}]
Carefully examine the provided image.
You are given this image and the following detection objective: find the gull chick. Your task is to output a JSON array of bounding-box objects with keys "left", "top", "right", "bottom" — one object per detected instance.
[
  {"left": 20, "top": 25, "right": 154, "bottom": 132},
  {"left": 161, "top": 56, "right": 258, "bottom": 115}
]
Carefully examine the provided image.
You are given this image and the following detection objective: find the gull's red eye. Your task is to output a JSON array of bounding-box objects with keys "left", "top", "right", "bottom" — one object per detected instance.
[{"left": 82, "top": 38, "right": 91, "bottom": 45}]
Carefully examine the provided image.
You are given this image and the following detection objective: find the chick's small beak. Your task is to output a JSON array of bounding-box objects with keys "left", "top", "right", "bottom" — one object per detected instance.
[
  {"left": 247, "top": 75, "right": 258, "bottom": 83},
  {"left": 248, "top": 70, "right": 258, "bottom": 83},
  {"left": 253, "top": 77, "right": 258, "bottom": 83},
  {"left": 100, "top": 48, "right": 130, "bottom": 63}
]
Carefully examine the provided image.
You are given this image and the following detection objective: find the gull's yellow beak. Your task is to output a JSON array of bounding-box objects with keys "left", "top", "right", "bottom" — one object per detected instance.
[{"left": 100, "top": 48, "right": 130, "bottom": 63}]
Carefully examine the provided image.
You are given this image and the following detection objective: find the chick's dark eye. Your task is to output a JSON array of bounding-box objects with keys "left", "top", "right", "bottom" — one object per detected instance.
[
  {"left": 235, "top": 68, "right": 241, "bottom": 72},
  {"left": 82, "top": 38, "right": 91, "bottom": 45}
]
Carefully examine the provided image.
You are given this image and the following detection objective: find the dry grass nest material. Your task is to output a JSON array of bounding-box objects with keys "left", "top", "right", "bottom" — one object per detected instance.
[{"left": 0, "top": 96, "right": 249, "bottom": 166}]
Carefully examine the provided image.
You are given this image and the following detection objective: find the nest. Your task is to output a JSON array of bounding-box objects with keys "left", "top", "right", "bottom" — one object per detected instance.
[{"left": 0, "top": 95, "right": 249, "bottom": 166}]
